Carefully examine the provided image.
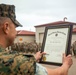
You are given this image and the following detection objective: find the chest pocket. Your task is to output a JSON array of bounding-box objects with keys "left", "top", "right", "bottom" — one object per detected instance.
[{"left": 0, "top": 53, "right": 36, "bottom": 75}]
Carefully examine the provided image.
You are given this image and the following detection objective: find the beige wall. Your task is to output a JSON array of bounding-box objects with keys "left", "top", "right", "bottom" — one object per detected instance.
[
  {"left": 71, "top": 25, "right": 76, "bottom": 44},
  {"left": 39, "top": 33, "right": 44, "bottom": 44},
  {"left": 35, "top": 26, "right": 45, "bottom": 44},
  {"left": 14, "top": 35, "right": 35, "bottom": 43},
  {"left": 73, "top": 25, "right": 76, "bottom": 28},
  {"left": 71, "top": 34, "right": 76, "bottom": 44}
]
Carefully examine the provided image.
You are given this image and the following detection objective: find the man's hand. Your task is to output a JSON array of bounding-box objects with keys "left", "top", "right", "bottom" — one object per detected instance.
[
  {"left": 62, "top": 54, "right": 73, "bottom": 69},
  {"left": 34, "top": 51, "right": 46, "bottom": 62},
  {"left": 46, "top": 54, "right": 73, "bottom": 75}
]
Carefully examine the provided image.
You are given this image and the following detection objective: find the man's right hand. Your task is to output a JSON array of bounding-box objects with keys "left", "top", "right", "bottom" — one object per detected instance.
[{"left": 62, "top": 54, "right": 73, "bottom": 69}]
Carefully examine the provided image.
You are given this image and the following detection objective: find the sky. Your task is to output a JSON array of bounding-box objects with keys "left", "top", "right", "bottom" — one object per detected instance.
[{"left": 0, "top": 0, "right": 76, "bottom": 31}]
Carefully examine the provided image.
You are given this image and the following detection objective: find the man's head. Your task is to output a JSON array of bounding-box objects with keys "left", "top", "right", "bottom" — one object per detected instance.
[
  {"left": 0, "top": 4, "right": 22, "bottom": 27},
  {"left": 0, "top": 4, "right": 22, "bottom": 48}
]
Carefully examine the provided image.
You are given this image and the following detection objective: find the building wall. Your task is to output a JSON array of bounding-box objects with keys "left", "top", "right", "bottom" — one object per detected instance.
[
  {"left": 73, "top": 25, "right": 76, "bottom": 28},
  {"left": 71, "top": 34, "right": 76, "bottom": 44},
  {"left": 14, "top": 35, "right": 35, "bottom": 43},
  {"left": 35, "top": 26, "right": 45, "bottom": 44}
]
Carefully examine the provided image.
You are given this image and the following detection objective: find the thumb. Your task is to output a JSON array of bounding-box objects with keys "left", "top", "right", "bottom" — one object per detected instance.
[{"left": 62, "top": 53, "right": 66, "bottom": 62}]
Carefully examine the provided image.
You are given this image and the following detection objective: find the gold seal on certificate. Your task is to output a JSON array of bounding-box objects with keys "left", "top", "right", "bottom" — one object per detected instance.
[{"left": 40, "top": 24, "right": 73, "bottom": 66}]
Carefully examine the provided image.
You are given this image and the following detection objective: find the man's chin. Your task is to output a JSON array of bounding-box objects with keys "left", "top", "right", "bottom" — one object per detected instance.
[{"left": 8, "top": 42, "right": 14, "bottom": 47}]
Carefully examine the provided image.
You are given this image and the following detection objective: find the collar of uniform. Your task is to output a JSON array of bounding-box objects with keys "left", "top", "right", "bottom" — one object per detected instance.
[{"left": 0, "top": 45, "right": 5, "bottom": 52}]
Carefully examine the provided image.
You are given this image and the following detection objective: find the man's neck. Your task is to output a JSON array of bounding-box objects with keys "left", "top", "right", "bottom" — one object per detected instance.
[{"left": 0, "top": 44, "right": 5, "bottom": 52}]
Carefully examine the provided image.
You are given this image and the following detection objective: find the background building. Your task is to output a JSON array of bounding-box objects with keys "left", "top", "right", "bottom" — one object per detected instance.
[
  {"left": 35, "top": 21, "right": 76, "bottom": 45},
  {"left": 14, "top": 30, "right": 35, "bottom": 43}
]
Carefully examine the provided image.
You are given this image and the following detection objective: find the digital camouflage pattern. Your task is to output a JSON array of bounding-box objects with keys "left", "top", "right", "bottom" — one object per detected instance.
[
  {"left": 0, "top": 4, "right": 22, "bottom": 27},
  {"left": 0, "top": 46, "right": 36, "bottom": 75},
  {"left": 72, "top": 41, "right": 76, "bottom": 56},
  {"left": 11, "top": 42, "right": 42, "bottom": 54}
]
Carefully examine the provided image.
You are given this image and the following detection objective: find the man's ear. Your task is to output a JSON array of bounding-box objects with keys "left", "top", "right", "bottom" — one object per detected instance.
[{"left": 2, "top": 22, "right": 10, "bottom": 34}]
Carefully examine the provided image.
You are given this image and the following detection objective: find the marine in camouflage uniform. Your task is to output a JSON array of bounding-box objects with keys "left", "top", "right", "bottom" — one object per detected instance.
[
  {"left": 0, "top": 46, "right": 36, "bottom": 75},
  {"left": 11, "top": 42, "right": 38, "bottom": 54},
  {"left": 0, "top": 4, "right": 36, "bottom": 75},
  {"left": 72, "top": 41, "right": 76, "bottom": 57},
  {"left": 0, "top": 4, "right": 73, "bottom": 75}
]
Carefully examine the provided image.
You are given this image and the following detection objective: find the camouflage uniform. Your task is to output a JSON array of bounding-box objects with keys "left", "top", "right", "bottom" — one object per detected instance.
[
  {"left": 0, "top": 4, "right": 48, "bottom": 75},
  {"left": 11, "top": 42, "right": 38, "bottom": 53},
  {"left": 72, "top": 41, "right": 76, "bottom": 57},
  {"left": 0, "top": 4, "right": 22, "bottom": 27},
  {"left": 0, "top": 46, "right": 36, "bottom": 75}
]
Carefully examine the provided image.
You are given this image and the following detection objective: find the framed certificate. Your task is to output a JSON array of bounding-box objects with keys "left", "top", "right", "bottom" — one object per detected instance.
[{"left": 40, "top": 24, "right": 73, "bottom": 66}]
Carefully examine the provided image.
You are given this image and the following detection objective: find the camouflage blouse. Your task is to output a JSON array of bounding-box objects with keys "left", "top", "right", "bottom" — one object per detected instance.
[{"left": 0, "top": 46, "right": 36, "bottom": 75}]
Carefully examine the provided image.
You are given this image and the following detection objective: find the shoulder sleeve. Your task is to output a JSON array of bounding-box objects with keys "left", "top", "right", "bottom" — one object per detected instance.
[{"left": 35, "top": 63, "right": 48, "bottom": 75}]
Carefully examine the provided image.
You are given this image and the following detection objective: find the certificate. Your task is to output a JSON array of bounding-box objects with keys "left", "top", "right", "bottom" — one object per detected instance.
[{"left": 40, "top": 24, "right": 73, "bottom": 66}]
